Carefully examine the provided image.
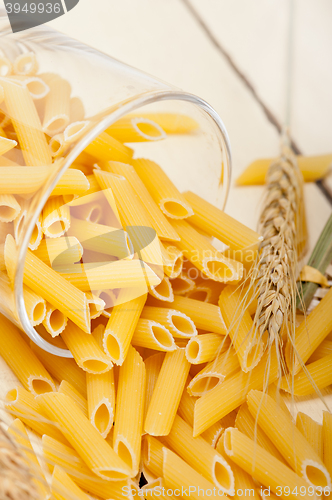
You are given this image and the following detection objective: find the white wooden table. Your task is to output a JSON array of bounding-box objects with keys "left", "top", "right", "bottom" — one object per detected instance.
[{"left": 0, "top": 0, "right": 331, "bottom": 423}]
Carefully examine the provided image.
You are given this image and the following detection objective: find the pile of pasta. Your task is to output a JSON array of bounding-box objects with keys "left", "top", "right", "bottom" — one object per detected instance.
[{"left": 0, "top": 50, "right": 332, "bottom": 500}]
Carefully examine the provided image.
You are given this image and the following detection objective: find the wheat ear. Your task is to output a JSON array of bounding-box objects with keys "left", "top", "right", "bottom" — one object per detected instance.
[
  {"left": 249, "top": 146, "right": 305, "bottom": 352},
  {"left": 0, "top": 423, "right": 39, "bottom": 500}
]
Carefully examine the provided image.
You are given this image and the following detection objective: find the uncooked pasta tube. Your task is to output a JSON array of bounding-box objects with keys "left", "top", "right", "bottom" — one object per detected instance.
[
  {"left": 13, "top": 52, "right": 38, "bottom": 75},
  {"left": 105, "top": 116, "right": 166, "bottom": 142},
  {"left": 185, "top": 333, "right": 224, "bottom": 364},
  {"left": 323, "top": 411, "right": 332, "bottom": 479},
  {"left": 33, "top": 236, "right": 83, "bottom": 268},
  {"left": 281, "top": 353, "right": 332, "bottom": 396},
  {"left": 144, "top": 348, "right": 190, "bottom": 436},
  {"left": 23, "top": 285, "right": 46, "bottom": 326},
  {"left": 141, "top": 306, "right": 197, "bottom": 339},
  {"left": 160, "top": 243, "right": 183, "bottom": 278},
  {"left": 131, "top": 319, "right": 176, "bottom": 351},
  {"left": 42, "top": 73, "right": 71, "bottom": 136},
  {"left": 51, "top": 466, "right": 90, "bottom": 500},
  {"left": 42, "top": 303, "right": 67, "bottom": 337},
  {"left": 87, "top": 370, "right": 115, "bottom": 438},
  {"left": 143, "top": 352, "right": 165, "bottom": 422},
  {"left": 42, "top": 196, "right": 70, "bottom": 238},
  {"left": 170, "top": 273, "right": 195, "bottom": 295},
  {"left": 85, "top": 131, "right": 133, "bottom": 163},
  {"left": 9, "top": 74, "right": 49, "bottom": 99},
  {"left": 132, "top": 158, "right": 194, "bottom": 219},
  {"left": 58, "top": 380, "right": 88, "bottom": 416},
  {"left": 149, "top": 276, "right": 174, "bottom": 302},
  {"left": 296, "top": 412, "right": 323, "bottom": 459}
]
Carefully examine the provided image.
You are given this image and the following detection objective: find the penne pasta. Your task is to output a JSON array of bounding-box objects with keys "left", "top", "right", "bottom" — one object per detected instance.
[
  {"left": 162, "top": 447, "right": 217, "bottom": 500},
  {"left": 184, "top": 191, "right": 262, "bottom": 264},
  {"left": 31, "top": 341, "right": 87, "bottom": 397},
  {"left": 61, "top": 320, "right": 113, "bottom": 374},
  {"left": 68, "top": 216, "right": 133, "bottom": 259},
  {"left": 144, "top": 352, "right": 165, "bottom": 422},
  {"left": 161, "top": 243, "right": 183, "bottom": 278},
  {"left": 5, "top": 386, "right": 66, "bottom": 443},
  {"left": 23, "top": 285, "right": 46, "bottom": 326},
  {"left": 149, "top": 276, "right": 174, "bottom": 303},
  {"left": 42, "top": 303, "right": 67, "bottom": 336},
  {"left": 141, "top": 306, "right": 197, "bottom": 339},
  {"left": 170, "top": 272, "right": 196, "bottom": 295},
  {"left": 144, "top": 348, "right": 190, "bottom": 435},
  {"left": 132, "top": 158, "right": 194, "bottom": 219},
  {"left": 42, "top": 73, "right": 71, "bottom": 135},
  {"left": 8, "top": 418, "right": 50, "bottom": 500},
  {"left": 131, "top": 319, "right": 177, "bottom": 351},
  {"left": 114, "top": 346, "right": 145, "bottom": 476},
  {"left": 286, "top": 287, "right": 332, "bottom": 374},
  {"left": 0, "top": 135, "right": 17, "bottom": 155},
  {"left": 9, "top": 74, "right": 49, "bottom": 99},
  {"left": 85, "top": 131, "right": 133, "bottom": 163},
  {"left": 185, "top": 333, "right": 224, "bottom": 364},
  {"left": 247, "top": 390, "right": 330, "bottom": 489},
  {"left": 0, "top": 78, "right": 52, "bottom": 165},
  {"left": 224, "top": 427, "right": 318, "bottom": 500},
  {"left": 323, "top": 411, "right": 332, "bottom": 479},
  {"left": 50, "top": 168, "right": 90, "bottom": 197},
  {"left": 13, "top": 52, "right": 38, "bottom": 75},
  {"left": 87, "top": 370, "right": 115, "bottom": 438},
  {"left": 42, "top": 435, "right": 132, "bottom": 500},
  {"left": 28, "top": 213, "right": 43, "bottom": 250},
  {"left": 219, "top": 285, "right": 264, "bottom": 372},
  {"left": 148, "top": 295, "right": 226, "bottom": 335},
  {"left": 58, "top": 380, "right": 88, "bottom": 416},
  {"left": 308, "top": 339, "right": 332, "bottom": 363},
  {"left": 86, "top": 291, "right": 105, "bottom": 319},
  {"left": 38, "top": 391, "right": 132, "bottom": 481},
  {"left": 164, "top": 414, "right": 234, "bottom": 494},
  {"left": 281, "top": 353, "right": 332, "bottom": 396},
  {"left": 73, "top": 200, "right": 104, "bottom": 224},
  {"left": 0, "top": 312, "right": 56, "bottom": 395},
  {"left": 105, "top": 116, "right": 166, "bottom": 142},
  {"left": 0, "top": 55, "right": 12, "bottom": 77},
  {"left": 186, "top": 279, "right": 224, "bottom": 305},
  {"left": 127, "top": 112, "right": 198, "bottom": 134},
  {"left": 33, "top": 236, "right": 83, "bottom": 268},
  {"left": 296, "top": 412, "right": 323, "bottom": 460},
  {"left": 201, "top": 420, "right": 224, "bottom": 448},
  {"left": 104, "top": 161, "right": 180, "bottom": 241},
  {"left": 0, "top": 165, "right": 52, "bottom": 194},
  {"left": 94, "top": 169, "right": 163, "bottom": 267},
  {"left": 49, "top": 132, "right": 66, "bottom": 158},
  {"left": 51, "top": 465, "right": 90, "bottom": 500},
  {"left": 193, "top": 350, "right": 279, "bottom": 436},
  {"left": 69, "top": 96, "right": 85, "bottom": 122},
  {"left": 64, "top": 120, "right": 90, "bottom": 144},
  {"left": 187, "top": 346, "right": 240, "bottom": 396},
  {"left": 102, "top": 291, "right": 147, "bottom": 365},
  {"left": 42, "top": 195, "right": 70, "bottom": 238}
]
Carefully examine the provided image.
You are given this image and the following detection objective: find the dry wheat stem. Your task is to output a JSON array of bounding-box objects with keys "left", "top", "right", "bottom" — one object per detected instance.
[{"left": 0, "top": 424, "right": 38, "bottom": 500}]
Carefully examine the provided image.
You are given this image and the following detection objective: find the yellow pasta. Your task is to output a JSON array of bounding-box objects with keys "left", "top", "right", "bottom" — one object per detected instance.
[
  {"left": 161, "top": 243, "right": 183, "bottom": 278},
  {"left": 113, "top": 346, "right": 145, "bottom": 476},
  {"left": 219, "top": 285, "right": 264, "bottom": 372},
  {"left": 67, "top": 175, "right": 103, "bottom": 205},
  {"left": 28, "top": 213, "right": 43, "bottom": 250},
  {"left": 0, "top": 165, "right": 53, "bottom": 194},
  {"left": 236, "top": 154, "right": 332, "bottom": 185},
  {"left": 20, "top": 242, "right": 90, "bottom": 332},
  {"left": 142, "top": 434, "right": 165, "bottom": 479},
  {"left": 131, "top": 319, "right": 176, "bottom": 351},
  {"left": 0, "top": 313, "right": 56, "bottom": 394},
  {"left": 49, "top": 132, "right": 66, "bottom": 157},
  {"left": 5, "top": 386, "right": 66, "bottom": 443},
  {"left": 0, "top": 78, "right": 52, "bottom": 165},
  {"left": 247, "top": 390, "right": 330, "bottom": 488},
  {"left": 42, "top": 435, "right": 132, "bottom": 500},
  {"left": 186, "top": 279, "right": 224, "bottom": 305},
  {"left": 51, "top": 465, "right": 90, "bottom": 500},
  {"left": 0, "top": 135, "right": 17, "bottom": 155},
  {"left": 144, "top": 348, "right": 190, "bottom": 435},
  {"left": 42, "top": 195, "right": 70, "bottom": 238},
  {"left": 9, "top": 74, "right": 50, "bottom": 99},
  {"left": 23, "top": 285, "right": 46, "bottom": 326},
  {"left": 171, "top": 272, "right": 196, "bottom": 295},
  {"left": 102, "top": 291, "right": 147, "bottom": 365},
  {"left": 58, "top": 380, "right": 88, "bottom": 416},
  {"left": 0, "top": 55, "right": 12, "bottom": 77},
  {"left": 42, "top": 73, "right": 71, "bottom": 135},
  {"left": 85, "top": 131, "right": 133, "bottom": 163},
  {"left": 184, "top": 191, "right": 262, "bottom": 263},
  {"left": 193, "top": 350, "right": 279, "bottom": 436},
  {"left": 105, "top": 116, "right": 167, "bottom": 142},
  {"left": 148, "top": 295, "right": 226, "bottom": 335},
  {"left": 13, "top": 51, "right": 38, "bottom": 75},
  {"left": 73, "top": 200, "right": 104, "bottom": 223},
  {"left": 235, "top": 402, "right": 286, "bottom": 464},
  {"left": 86, "top": 291, "right": 105, "bottom": 319},
  {"left": 94, "top": 169, "right": 163, "bottom": 267},
  {"left": 61, "top": 320, "right": 113, "bottom": 374},
  {"left": 127, "top": 112, "right": 198, "bottom": 134},
  {"left": 87, "top": 370, "right": 115, "bottom": 438},
  {"left": 164, "top": 414, "right": 234, "bottom": 494},
  {"left": 187, "top": 346, "right": 239, "bottom": 396},
  {"left": 50, "top": 168, "right": 90, "bottom": 197},
  {"left": 68, "top": 216, "right": 133, "bottom": 259},
  {"left": 286, "top": 286, "right": 332, "bottom": 374},
  {"left": 42, "top": 303, "right": 67, "bottom": 336},
  {"left": 185, "top": 333, "right": 224, "bottom": 364},
  {"left": 143, "top": 352, "right": 165, "bottom": 421},
  {"left": 64, "top": 120, "right": 90, "bottom": 144},
  {"left": 141, "top": 305, "right": 197, "bottom": 339},
  {"left": 132, "top": 158, "right": 194, "bottom": 219},
  {"left": 323, "top": 411, "right": 332, "bottom": 479},
  {"left": 296, "top": 412, "right": 323, "bottom": 460},
  {"left": 223, "top": 427, "right": 318, "bottom": 500},
  {"left": 104, "top": 161, "right": 180, "bottom": 241},
  {"left": 38, "top": 391, "right": 131, "bottom": 480},
  {"left": 69, "top": 96, "right": 85, "bottom": 122},
  {"left": 308, "top": 340, "right": 332, "bottom": 363},
  {"left": 162, "top": 447, "right": 217, "bottom": 500},
  {"left": 8, "top": 418, "right": 50, "bottom": 500},
  {"left": 33, "top": 236, "right": 83, "bottom": 268},
  {"left": 30, "top": 342, "right": 87, "bottom": 397},
  {"left": 281, "top": 353, "right": 332, "bottom": 396}
]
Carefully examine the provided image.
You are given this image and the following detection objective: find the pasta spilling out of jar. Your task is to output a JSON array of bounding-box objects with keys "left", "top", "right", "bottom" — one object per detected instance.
[{"left": 0, "top": 50, "right": 331, "bottom": 500}]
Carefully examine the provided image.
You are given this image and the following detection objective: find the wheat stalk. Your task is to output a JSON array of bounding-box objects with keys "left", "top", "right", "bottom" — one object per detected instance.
[
  {"left": 0, "top": 424, "right": 38, "bottom": 500},
  {"left": 248, "top": 147, "right": 304, "bottom": 354}
]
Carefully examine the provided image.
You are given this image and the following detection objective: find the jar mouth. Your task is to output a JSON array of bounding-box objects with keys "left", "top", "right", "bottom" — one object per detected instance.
[{"left": 15, "top": 89, "right": 232, "bottom": 357}]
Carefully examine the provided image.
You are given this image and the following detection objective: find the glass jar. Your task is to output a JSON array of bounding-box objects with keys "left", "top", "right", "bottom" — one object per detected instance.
[{"left": 0, "top": 11, "right": 231, "bottom": 357}]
